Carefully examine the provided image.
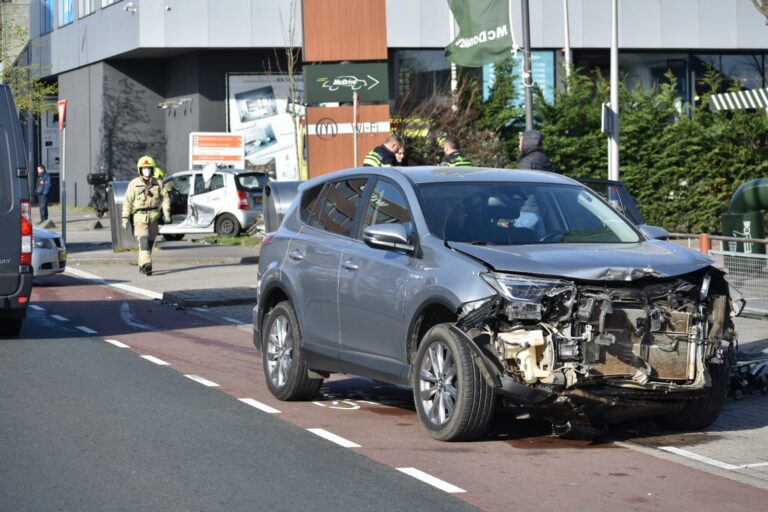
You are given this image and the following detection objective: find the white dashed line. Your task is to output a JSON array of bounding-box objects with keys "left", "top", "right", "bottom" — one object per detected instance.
[
  {"left": 222, "top": 317, "right": 242, "bottom": 325},
  {"left": 659, "top": 447, "right": 741, "bottom": 470},
  {"left": 105, "top": 339, "right": 129, "bottom": 348},
  {"left": 396, "top": 467, "right": 466, "bottom": 494},
  {"left": 76, "top": 326, "right": 98, "bottom": 334},
  {"left": 239, "top": 398, "right": 281, "bottom": 414},
  {"left": 141, "top": 355, "right": 170, "bottom": 366},
  {"left": 194, "top": 307, "right": 208, "bottom": 312},
  {"left": 30, "top": 305, "right": 45, "bottom": 311},
  {"left": 51, "top": 314, "right": 69, "bottom": 322},
  {"left": 307, "top": 428, "right": 361, "bottom": 448},
  {"left": 65, "top": 267, "right": 163, "bottom": 300},
  {"left": 185, "top": 375, "right": 220, "bottom": 387}
]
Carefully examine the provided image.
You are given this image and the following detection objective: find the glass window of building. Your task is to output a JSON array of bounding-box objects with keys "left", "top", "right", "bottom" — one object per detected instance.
[
  {"left": 692, "top": 54, "right": 766, "bottom": 102},
  {"left": 393, "top": 50, "right": 452, "bottom": 107},
  {"left": 79, "top": 0, "right": 95, "bottom": 18},
  {"left": 58, "top": 0, "right": 75, "bottom": 26},
  {"left": 42, "top": 0, "right": 54, "bottom": 33}
]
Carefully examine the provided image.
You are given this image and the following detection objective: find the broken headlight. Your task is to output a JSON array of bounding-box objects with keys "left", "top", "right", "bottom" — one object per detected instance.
[{"left": 481, "top": 273, "right": 575, "bottom": 321}]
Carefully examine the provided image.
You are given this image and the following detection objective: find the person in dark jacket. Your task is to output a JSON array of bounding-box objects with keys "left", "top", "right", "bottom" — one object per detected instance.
[
  {"left": 440, "top": 135, "right": 473, "bottom": 167},
  {"left": 518, "top": 130, "right": 553, "bottom": 172},
  {"left": 363, "top": 135, "right": 403, "bottom": 167},
  {"left": 35, "top": 165, "right": 52, "bottom": 223}
]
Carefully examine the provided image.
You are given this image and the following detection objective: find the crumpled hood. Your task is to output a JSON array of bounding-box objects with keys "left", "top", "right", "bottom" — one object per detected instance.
[{"left": 450, "top": 240, "right": 715, "bottom": 281}]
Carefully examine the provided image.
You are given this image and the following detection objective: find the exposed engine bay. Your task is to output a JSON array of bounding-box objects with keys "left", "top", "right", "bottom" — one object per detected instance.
[{"left": 456, "top": 267, "right": 743, "bottom": 427}]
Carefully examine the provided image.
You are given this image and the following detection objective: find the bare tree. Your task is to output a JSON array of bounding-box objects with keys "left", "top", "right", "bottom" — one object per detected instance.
[
  {"left": 752, "top": 0, "right": 768, "bottom": 24},
  {"left": 276, "top": 0, "right": 305, "bottom": 180}
]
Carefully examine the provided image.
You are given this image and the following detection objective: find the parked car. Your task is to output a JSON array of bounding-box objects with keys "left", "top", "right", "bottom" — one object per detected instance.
[
  {"left": 32, "top": 227, "right": 67, "bottom": 278},
  {"left": 578, "top": 178, "right": 669, "bottom": 240},
  {"left": 254, "top": 166, "right": 743, "bottom": 441},
  {"left": 160, "top": 168, "right": 269, "bottom": 240},
  {"left": 0, "top": 84, "right": 32, "bottom": 338}
]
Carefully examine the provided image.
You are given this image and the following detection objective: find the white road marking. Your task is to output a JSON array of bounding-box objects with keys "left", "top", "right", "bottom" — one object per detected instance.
[
  {"left": 239, "top": 398, "right": 281, "bottom": 414},
  {"left": 222, "top": 316, "right": 242, "bottom": 324},
  {"left": 30, "top": 305, "right": 45, "bottom": 311},
  {"left": 105, "top": 339, "right": 129, "bottom": 348},
  {"left": 396, "top": 467, "right": 466, "bottom": 493},
  {"left": 660, "top": 446, "right": 742, "bottom": 470},
  {"left": 65, "top": 267, "right": 163, "bottom": 300},
  {"left": 141, "top": 355, "right": 169, "bottom": 366},
  {"left": 76, "top": 326, "right": 98, "bottom": 334},
  {"left": 51, "top": 314, "right": 69, "bottom": 322},
  {"left": 741, "top": 462, "right": 768, "bottom": 469},
  {"left": 119, "top": 302, "right": 156, "bottom": 331},
  {"left": 311, "top": 400, "right": 360, "bottom": 410},
  {"left": 194, "top": 307, "right": 208, "bottom": 312},
  {"left": 184, "top": 375, "right": 220, "bottom": 387},
  {"left": 307, "top": 428, "right": 361, "bottom": 448}
]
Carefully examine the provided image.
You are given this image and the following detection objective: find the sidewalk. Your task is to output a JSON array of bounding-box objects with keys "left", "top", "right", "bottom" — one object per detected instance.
[
  {"left": 43, "top": 204, "right": 260, "bottom": 309},
  {"left": 42, "top": 204, "right": 768, "bottom": 354}
]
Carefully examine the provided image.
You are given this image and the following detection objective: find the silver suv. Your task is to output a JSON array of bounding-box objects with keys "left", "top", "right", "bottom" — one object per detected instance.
[{"left": 254, "top": 167, "right": 741, "bottom": 441}]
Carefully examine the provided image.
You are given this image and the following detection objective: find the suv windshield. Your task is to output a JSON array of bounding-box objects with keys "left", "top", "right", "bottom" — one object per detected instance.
[
  {"left": 236, "top": 172, "right": 269, "bottom": 191},
  {"left": 417, "top": 182, "right": 641, "bottom": 245}
]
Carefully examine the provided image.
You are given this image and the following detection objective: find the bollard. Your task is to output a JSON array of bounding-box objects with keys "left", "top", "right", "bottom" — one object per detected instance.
[{"left": 699, "top": 233, "right": 711, "bottom": 254}]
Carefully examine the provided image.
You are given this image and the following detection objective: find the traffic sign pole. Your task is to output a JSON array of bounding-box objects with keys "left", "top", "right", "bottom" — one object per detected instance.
[
  {"left": 353, "top": 91, "right": 359, "bottom": 167},
  {"left": 57, "top": 100, "right": 67, "bottom": 243}
]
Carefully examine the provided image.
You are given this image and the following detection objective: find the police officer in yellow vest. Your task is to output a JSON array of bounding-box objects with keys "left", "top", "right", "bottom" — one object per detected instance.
[
  {"left": 440, "top": 135, "right": 473, "bottom": 167},
  {"left": 121, "top": 155, "right": 171, "bottom": 276}
]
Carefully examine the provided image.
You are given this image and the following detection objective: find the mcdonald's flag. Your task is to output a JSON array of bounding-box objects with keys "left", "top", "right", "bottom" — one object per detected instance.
[{"left": 445, "top": 0, "right": 516, "bottom": 67}]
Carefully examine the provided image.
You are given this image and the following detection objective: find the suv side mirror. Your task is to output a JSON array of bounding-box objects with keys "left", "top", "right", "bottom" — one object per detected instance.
[
  {"left": 363, "top": 223, "right": 414, "bottom": 252},
  {"left": 638, "top": 224, "right": 669, "bottom": 241}
]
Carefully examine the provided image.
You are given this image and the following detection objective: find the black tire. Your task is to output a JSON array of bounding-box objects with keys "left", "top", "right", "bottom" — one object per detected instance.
[
  {"left": 0, "top": 319, "right": 23, "bottom": 338},
  {"left": 162, "top": 234, "right": 184, "bottom": 241},
  {"left": 261, "top": 301, "right": 323, "bottom": 401},
  {"left": 412, "top": 324, "right": 495, "bottom": 441},
  {"left": 657, "top": 362, "right": 730, "bottom": 430},
  {"left": 215, "top": 213, "right": 241, "bottom": 236}
]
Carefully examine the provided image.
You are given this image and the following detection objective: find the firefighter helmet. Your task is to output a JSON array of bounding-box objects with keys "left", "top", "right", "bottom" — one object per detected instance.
[{"left": 136, "top": 155, "right": 157, "bottom": 175}]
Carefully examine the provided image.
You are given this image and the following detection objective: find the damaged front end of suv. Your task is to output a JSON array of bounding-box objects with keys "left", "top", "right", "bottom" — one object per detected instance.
[{"left": 455, "top": 267, "right": 743, "bottom": 432}]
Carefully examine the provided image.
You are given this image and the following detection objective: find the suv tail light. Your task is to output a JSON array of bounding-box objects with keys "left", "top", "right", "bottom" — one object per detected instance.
[
  {"left": 237, "top": 191, "right": 250, "bottom": 210},
  {"left": 261, "top": 233, "right": 274, "bottom": 247},
  {"left": 20, "top": 200, "right": 32, "bottom": 265}
]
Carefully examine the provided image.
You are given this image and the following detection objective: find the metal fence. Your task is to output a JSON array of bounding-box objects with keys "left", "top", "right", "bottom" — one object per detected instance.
[{"left": 670, "top": 233, "right": 768, "bottom": 316}]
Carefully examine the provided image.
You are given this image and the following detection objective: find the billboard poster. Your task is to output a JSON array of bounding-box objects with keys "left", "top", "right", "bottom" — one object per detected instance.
[{"left": 226, "top": 73, "right": 304, "bottom": 181}]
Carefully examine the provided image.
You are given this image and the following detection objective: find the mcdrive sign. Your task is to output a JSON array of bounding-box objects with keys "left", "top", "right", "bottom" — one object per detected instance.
[{"left": 304, "top": 63, "right": 389, "bottom": 104}]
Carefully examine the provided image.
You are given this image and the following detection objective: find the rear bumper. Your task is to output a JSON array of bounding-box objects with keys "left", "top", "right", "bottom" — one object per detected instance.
[{"left": 0, "top": 270, "right": 33, "bottom": 319}]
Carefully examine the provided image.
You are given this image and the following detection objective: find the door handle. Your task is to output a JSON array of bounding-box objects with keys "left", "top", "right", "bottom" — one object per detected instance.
[
  {"left": 342, "top": 259, "right": 359, "bottom": 271},
  {"left": 288, "top": 250, "right": 304, "bottom": 261}
]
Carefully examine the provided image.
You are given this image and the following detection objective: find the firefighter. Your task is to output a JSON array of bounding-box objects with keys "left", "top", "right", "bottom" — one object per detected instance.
[
  {"left": 440, "top": 135, "right": 473, "bottom": 167},
  {"left": 121, "top": 155, "right": 171, "bottom": 276},
  {"left": 363, "top": 135, "right": 403, "bottom": 167}
]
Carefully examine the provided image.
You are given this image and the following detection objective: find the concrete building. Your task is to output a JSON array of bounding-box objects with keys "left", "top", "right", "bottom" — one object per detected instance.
[{"left": 25, "top": 0, "right": 768, "bottom": 205}]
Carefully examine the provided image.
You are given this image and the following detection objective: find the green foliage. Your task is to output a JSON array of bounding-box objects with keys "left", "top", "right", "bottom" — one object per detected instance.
[
  {"left": 535, "top": 66, "right": 768, "bottom": 234},
  {"left": 1, "top": 22, "right": 57, "bottom": 117}
]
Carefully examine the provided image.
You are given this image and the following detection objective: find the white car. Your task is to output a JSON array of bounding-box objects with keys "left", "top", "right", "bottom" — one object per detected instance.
[
  {"left": 32, "top": 227, "right": 66, "bottom": 278},
  {"left": 160, "top": 168, "right": 269, "bottom": 240}
]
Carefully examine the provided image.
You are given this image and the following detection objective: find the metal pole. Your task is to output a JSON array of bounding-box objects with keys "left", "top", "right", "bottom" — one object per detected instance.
[
  {"left": 521, "top": 0, "right": 534, "bottom": 130},
  {"left": 353, "top": 91, "right": 359, "bottom": 167},
  {"left": 61, "top": 126, "right": 66, "bottom": 243},
  {"left": 608, "top": 0, "right": 620, "bottom": 181},
  {"left": 449, "top": 9, "right": 458, "bottom": 109},
  {"left": 563, "top": 0, "right": 571, "bottom": 79}
]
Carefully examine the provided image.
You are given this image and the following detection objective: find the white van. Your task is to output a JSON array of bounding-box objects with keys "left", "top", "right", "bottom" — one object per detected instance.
[{"left": 0, "top": 85, "right": 33, "bottom": 338}]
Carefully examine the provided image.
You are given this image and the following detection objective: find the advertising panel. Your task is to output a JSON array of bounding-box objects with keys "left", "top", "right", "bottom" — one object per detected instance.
[
  {"left": 304, "top": 63, "right": 389, "bottom": 104},
  {"left": 226, "top": 74, "right": 304, "bottom": 181}
]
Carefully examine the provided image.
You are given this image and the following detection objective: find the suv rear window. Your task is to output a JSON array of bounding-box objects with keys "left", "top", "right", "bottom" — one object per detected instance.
[{"left": 236, "top": 172, "right": 269, "bottom": 191}]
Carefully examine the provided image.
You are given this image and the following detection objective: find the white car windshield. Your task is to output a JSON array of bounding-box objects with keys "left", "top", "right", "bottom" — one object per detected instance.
[{"left": 417, "top": 182, "right": 641, "bottom": 245}]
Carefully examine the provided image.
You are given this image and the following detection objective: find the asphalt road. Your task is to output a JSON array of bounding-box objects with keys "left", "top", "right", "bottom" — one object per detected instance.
[
  {"left": 9, "top": 276, "right": 766, "bottom": 512},
  {"left": 0, "top": 307, "right": 477, "bottom": 512}
]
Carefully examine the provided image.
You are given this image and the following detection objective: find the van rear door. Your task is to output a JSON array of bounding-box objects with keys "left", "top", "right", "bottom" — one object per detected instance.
[{"left": 0, "top": 85, "right": 31, "bottom": 310}]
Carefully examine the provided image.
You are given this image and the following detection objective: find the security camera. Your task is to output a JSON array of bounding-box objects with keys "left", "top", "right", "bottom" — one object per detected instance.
[{"left": 123, "top": 2, "right": 137, "bottom": 13}]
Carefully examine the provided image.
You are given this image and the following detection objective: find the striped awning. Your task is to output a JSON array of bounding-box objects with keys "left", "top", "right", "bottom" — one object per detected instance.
[{"left": 710, "top": 88, "right": 768, "bottom": 111}]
